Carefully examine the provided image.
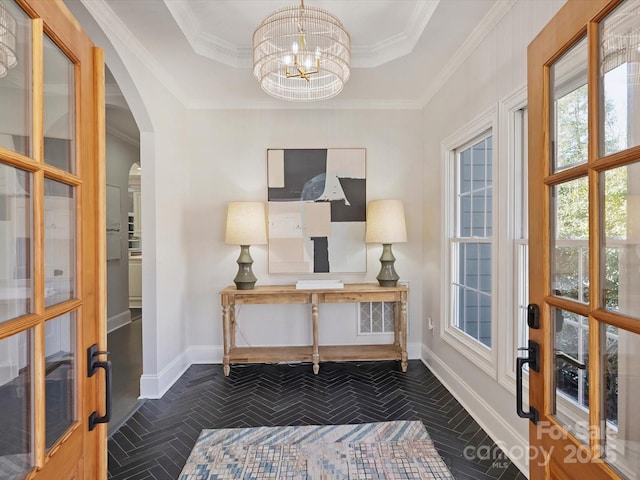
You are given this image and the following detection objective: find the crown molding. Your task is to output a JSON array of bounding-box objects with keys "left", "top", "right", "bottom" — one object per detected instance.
[
  {"left": 163, "top": 0, "right": 248, "bottom": 68},
  {"left": 104, "top": 83, "right": 131, "bottom": 109},
  {"left": 81, "top": 0, "right": 516, "bottom": 112},
  {"left": 162, "top": 0, "right": 251, "bottom": 68},
  {"left": 81, "top": 0, "right": 191, "bottom": 107},
  {"left": 418, "top": 0, "right": 517, "bottom": 108},
  {"left": 165, "top": 0, "right": 439, "bottom": 69},
  {"left": 106, "top": 124, "right": 140, "bottom": 147},
  {"left": 352, "top": 1, "right": 439, "bottom": 68},
  {"left": 197, "top": 32, "right": 254, "bottom": 69}
]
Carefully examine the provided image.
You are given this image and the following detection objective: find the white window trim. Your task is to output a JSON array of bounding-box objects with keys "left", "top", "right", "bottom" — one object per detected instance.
[
  {"left": 441, "top": 106, "right": 498, "bottom": 377},
  {"left": 497, "top": 85, "right": 529, "bottom": 391}
]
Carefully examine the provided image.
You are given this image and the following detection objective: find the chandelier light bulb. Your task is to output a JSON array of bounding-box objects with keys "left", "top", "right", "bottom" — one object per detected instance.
[{"left": 292, "top": 41, "right": 299, "bottom": 54}]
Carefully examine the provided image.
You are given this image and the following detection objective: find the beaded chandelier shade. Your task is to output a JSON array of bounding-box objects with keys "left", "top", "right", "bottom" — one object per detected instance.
[
  {"left": 601, "top": 1, "right": 640, "bottom": 84},
  {"left": 0, "top": 2, "right": 17, "bottom": 78},
  {"left": 252, "top": 0, "right": 351, "bottom": 102}
]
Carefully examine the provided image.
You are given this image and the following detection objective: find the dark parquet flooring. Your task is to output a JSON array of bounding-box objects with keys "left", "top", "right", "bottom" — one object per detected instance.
[
  {"left": 108, "top": 313, "right": 143, "bottom": 437},
  {"left": 108, "top": 360, "right": 527, "bottom": 480}
]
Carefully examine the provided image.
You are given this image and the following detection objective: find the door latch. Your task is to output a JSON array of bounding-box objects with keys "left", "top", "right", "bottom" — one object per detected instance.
[
  {"left": 87, "top": 344, "right": 112, "bottom": 431},
  {"left": 516, "top": 339, "right": 539, "bottom": 424}
]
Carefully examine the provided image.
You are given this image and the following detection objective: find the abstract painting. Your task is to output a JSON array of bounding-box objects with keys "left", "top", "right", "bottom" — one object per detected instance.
[{"left": 267, "top": 148, "right": 366, "bottom": 274}]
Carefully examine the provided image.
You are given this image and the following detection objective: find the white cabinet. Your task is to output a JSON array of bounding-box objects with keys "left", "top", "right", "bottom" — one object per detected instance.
[{"left": 128, "top": 213, "right": 140, "bottom": 251}]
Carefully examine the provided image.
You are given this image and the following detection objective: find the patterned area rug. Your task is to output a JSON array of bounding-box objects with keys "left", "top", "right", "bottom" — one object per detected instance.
[{"left": 180, "top": 420, "right": 454, "bottom": 479}]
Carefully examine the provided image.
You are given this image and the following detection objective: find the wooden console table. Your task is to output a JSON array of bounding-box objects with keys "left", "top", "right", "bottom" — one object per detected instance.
[{"left": 220, "top": 283, "right": 408, "bottom": 376}]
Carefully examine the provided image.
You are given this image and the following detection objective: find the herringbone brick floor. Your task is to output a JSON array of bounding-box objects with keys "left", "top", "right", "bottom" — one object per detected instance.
[{"left": 107, "top": 360, "right": 527, "bottom": 480}]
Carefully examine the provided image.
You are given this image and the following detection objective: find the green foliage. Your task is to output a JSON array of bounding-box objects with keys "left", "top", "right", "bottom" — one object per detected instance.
[
  {"left": 551, "top": 79, "right": 628, "bottom": 427},
  {"left": 553, "top": 81, "right": 628, "bottom": 311},
  {"left": 556, "top": 84, "right": 588, "bottom": 171}
]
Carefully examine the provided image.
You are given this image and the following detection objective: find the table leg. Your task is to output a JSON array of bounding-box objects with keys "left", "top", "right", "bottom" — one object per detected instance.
[
  {"left": 312, "top": 294, "right": 319, "bottom": 374},
  {"left": 222, "top": 303, "right": 231, "bottom": 376},
  {"left": 230, "top": 304, "right": 236, "bottom": 348},
  {"left": 400, "top": 293, "right": 408, "bottom": 372},
  {"left": 393, "top": 300, "right": 400, "bottom": 347}
]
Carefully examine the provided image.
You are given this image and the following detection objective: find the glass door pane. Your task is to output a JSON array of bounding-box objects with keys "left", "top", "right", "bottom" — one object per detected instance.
[
  {"left": 45, "top": 312, "right": 75, "bottom": 449},
  {"left": 0, "top": 163, "right": 31, "bottom": 324},
  {"left": 553, "top": 308, "right": 590, "bottom": 443},
  {"left": 550, "top": 37, "right": 588, "bottom": 172},
  {"left": 602, "top": 162, "right": 640, "bottom": 319},
  {"left": 602, "top": 325, "right": 640, "bottom": 479},
  {"left": 600, "top": 0, "right": 640, "bottom": 157},
  {"left": 44, "top": 179, "right": 75, "bottom": 307},
  {"left": 43, "top": 35, "right": 75, "bottom": 174},
  {"left": 0, "top": 0, "right": 31, "bottom": 156},
  {"left": 552, "top": 178, "right": 590, "bottom": 303},
  {"left": 0, "top": 329, "right": 33, "bottom": 477}
]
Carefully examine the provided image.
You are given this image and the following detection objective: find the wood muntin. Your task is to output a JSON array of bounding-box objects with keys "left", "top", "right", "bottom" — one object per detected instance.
[{"left": 219, "top": 283, "right": 409, "bottom": 376}]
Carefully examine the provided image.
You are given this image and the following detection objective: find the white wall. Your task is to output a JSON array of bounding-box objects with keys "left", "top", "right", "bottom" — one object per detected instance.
[
  {"left": 68, "top": 3, "right": 195, "bottom": 397},
  {"left": 183, "top": 109, "right": 424, "bottom": 361},
  {"left": 421, "top": 0, "right": 565, "bottom": 475},
  {"left": 98, "top": 72, "right": 427, "bottom": 400},
  {"left": 138, "top": 104, "right": 192, "bottom": 398}
]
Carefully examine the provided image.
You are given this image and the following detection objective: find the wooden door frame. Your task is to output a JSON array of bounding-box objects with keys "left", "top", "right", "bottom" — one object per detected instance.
[
  {"left": 527, "top": 0, "right": 638, "bottom": 478},
  {"left": 0, "top": 0, "right": 107, "bottom": 477}
]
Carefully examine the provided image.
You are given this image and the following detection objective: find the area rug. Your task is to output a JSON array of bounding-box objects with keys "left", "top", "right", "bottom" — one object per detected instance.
[{"left": 179, "top": 420, "right": 454, "bottom": 479}]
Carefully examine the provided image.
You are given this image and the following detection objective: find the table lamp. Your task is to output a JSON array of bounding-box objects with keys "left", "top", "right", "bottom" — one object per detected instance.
[
  {"left": 365, "top": 199, "right": 407, "bottom": 287},
  {"left": 225, "top": 201, "right": 267, "bottom": 290}
]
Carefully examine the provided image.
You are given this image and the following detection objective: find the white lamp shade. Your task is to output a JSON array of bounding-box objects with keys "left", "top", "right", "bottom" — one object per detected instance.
[
  {"left": 225, "top": 202, "right": 267, "bottom": 245},
  {"left": 365, "top": 199, "right": 407, "bottom": 244}
]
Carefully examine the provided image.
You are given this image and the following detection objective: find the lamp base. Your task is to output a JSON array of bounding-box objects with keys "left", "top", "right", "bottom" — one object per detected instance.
[
  {"left": 234, "top": 245, "right": 257, "bottom": 290},
  {"left": 376, "top": 243, "right": 399, "bottom": 287}
]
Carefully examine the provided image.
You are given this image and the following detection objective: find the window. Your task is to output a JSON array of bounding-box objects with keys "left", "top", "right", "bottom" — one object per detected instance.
[
  {"left": 451, "top": 135, "right": 493, "bottom": 348},
  {"left": 514, "top": 107, "right": 529, "bottom": 356},
  {"left": 498, "top": 89, "right": 529, "bottom": 387},
  {"left": 441, "top": 108, "right": 497, "bottom": 372},
  {"left": 442, "top": 93, "right": 528, "bottom": 385}
]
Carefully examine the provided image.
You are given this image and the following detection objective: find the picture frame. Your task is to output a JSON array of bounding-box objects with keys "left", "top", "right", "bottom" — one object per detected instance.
[{"left": 267, "top": 148, "right": 366, "bottom": 274}]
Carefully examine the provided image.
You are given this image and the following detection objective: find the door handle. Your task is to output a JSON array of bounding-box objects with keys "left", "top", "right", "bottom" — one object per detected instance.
[
  {"left": 516, "top": 339, "right": 539, "bottom": 424},
  {"left": 87, "top": 344, "right": 112, "bottom": 431}
]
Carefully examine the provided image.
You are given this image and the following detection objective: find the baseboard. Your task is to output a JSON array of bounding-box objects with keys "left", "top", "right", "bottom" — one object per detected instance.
[
  {"left": 139, "top": 350, "right": 190, "bottom": 399},
  {"left": 107, "top": 310, "right": 131, "bottom": 333},
  {"left": 407, "top": 341, "right": 421, "bottom": 359},
  {"left": 188, "top": 345, "right": 223, "bottom": 364},
  {"left": 421, "top": 345, "right": 529, "bottom": 476}
]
